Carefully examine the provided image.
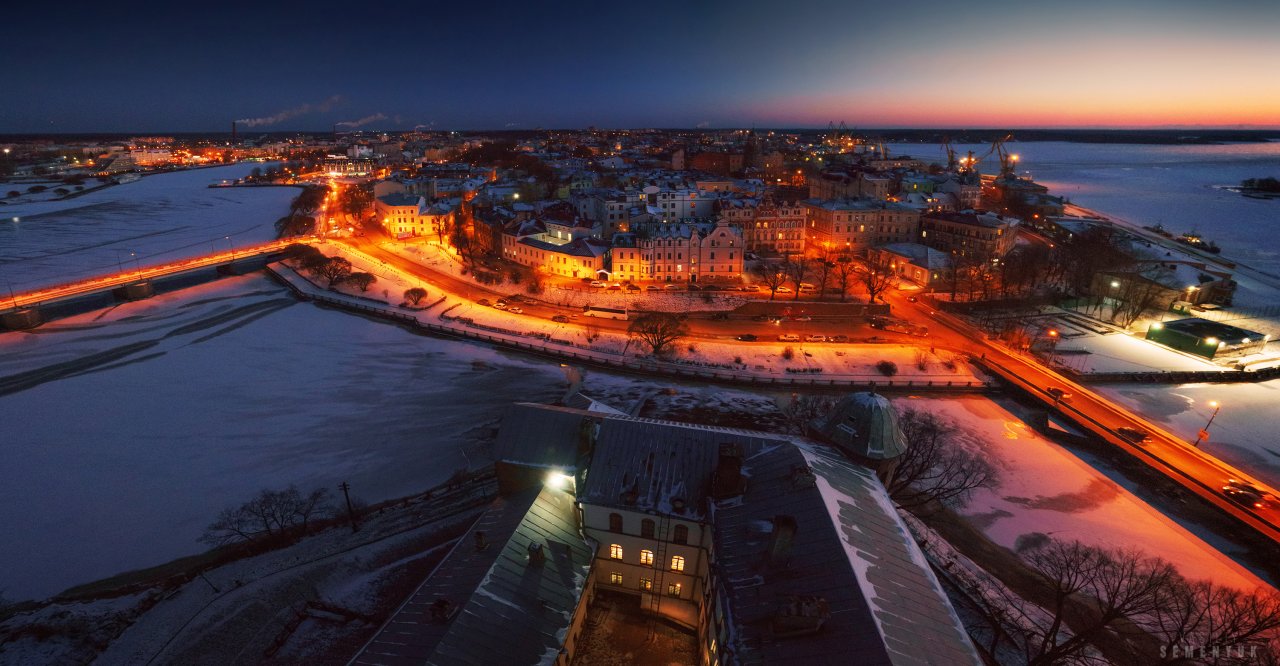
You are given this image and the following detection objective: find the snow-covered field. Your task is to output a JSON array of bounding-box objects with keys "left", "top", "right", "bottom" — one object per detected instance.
[
  {"left": 1098, "top": 381, "right": 1280, "bottom": 491},
  {"left": 1052, "top": 330, "right": 1224, "bottom": 374},
  {"left": 899, "top": 395, "right": 1270, "bottom": 592},
  {"left": 0, "top": 164, "right": 296, "bottom": 292},
  {"left": 0, "top": 273, "right": 568, "bottom": 601}
]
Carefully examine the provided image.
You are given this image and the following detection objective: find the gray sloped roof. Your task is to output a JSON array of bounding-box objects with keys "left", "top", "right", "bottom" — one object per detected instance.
[
  {"left": 799, "top": 443, "right": 980, "bottom": 666},
  {"left": 809, "top": 393, "right": 908, "bottom": 460},
  {"left": 580, "top": 415, "right": 793, "bottom": 520},
  {"left": 492, "top": 403, "right": 593, "bottom": 470},
  {"left": 427, "top": 487, "right": 592, "bottom": 666},
  {"left": 715, "top": 441, "right": 979, "bottom": 666}
]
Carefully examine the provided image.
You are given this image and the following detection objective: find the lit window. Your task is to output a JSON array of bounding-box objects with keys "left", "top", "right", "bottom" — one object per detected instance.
[
  {"left": 610, "top": 544, "right": 623, "bottom": 560},
  {"left": 640, "top": 577, "right": 653, "bottom": 591},
  {"left": 611, "top": 572, "right": 623, "bottom": 585},
  {"left": 668, "top": 582, "right": 683, "bottom": 597},
  {"left": 670, "top": 555, "right": 685, "bottom": 572},
  {"left": 641, "top": 549, "right": 654, "bottom": 566}
]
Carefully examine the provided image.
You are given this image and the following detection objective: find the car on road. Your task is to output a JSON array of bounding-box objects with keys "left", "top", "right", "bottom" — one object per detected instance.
[
  {"left": 710, "top": 312, "right": 730, "bottom": 320},
  {"left": 647, "top": 285, "right": 660, "bottom": 290},
  {"left": 1046, "top": 387, "right": 1072, "bottom": 402},
  {"left": 507, "top": 306, "right": 523, "bottom": 314},
  {"left": 830, "top": 335, "right": 850, "bottom": 343},
  {"left": 778, "top": 334, "right": 801, "bottom": 342},
  {"left": 776, "top": 286, "right": 793, "bottom": 294},
  {"left": 791, "top": 315, "right": 812, "bottom": 322},
  {"left": 1116, "top": 427, "right": 1150, "bottom": 443},
  {"left": 806, "top": 334, "right": 827, "bottom": 342},
  {"left": 1222, "top": 480, "right": 1266, "bottom": 509},
  {"left": 551, "top": 314, "right": 570, "bottom": 323},
  {"left": 906, "top": 295, "right": 919, "bottom": 303},
  {"left": 492, "top": 302, "right": 508, "bottom": 310},
  {"left": 664, "top": 284, "right": 680, "bottom": 290},
  {"left": 736, "top": 334, "right": 758, "bottom": 342}
]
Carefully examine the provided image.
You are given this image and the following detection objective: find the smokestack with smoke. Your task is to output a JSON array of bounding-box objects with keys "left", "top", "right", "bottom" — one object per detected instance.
[
  {"left": 236, "top": 95, "right": 343, "bottom": 128},
  {"left": 334, "top": 113, "right": 388, "bottom": 130},
  {"left": 231, "top": 121, "right": 238, "bottom": 144}
]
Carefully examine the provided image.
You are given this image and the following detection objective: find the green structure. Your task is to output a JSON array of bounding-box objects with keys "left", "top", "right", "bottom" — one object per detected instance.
[{"left": 1145, "top": 317, "right": 1268, "bottom": 360}]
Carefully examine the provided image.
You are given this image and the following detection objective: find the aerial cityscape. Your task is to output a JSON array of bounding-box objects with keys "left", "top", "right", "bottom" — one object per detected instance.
[{"left": 3, "top": 1, "right": 1280, "bottom": 665}]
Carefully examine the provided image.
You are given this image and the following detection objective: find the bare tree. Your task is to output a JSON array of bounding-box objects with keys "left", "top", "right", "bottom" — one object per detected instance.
[
  {"left": 347, "top": 272, "right": 376, "bottom": 292},
  {"left": 752, "top": 260, "right": 789, "bottom": 300},
  {"left": 1143, "top": 579, "right": 1280, "bottom": 664},
  {"left": 786, "top": 255, "right": 813, "bottom": 301},
  {"left": 627, "top": 312, "right": 688, "bottom": 355},
  {"left": 317, "top": 256, "right": 353, "bottom": 287},
  {"left": 404, "top": 287, "right": 428, "bottom": 305},
  {"left": 886, "top": 409, "right": 995, "bottom": 511},
  {"left": 855, "top": 252, "right": 898, "bottom": 304},
  {"left": 200, "top": 486, "right": 332, "bottom": 547},
  {"left": 1112, "top": 269, "right": 1172, "bottom": 328},
  {"left": 831, "top": 252, "right": 858, "bottom": 302}
]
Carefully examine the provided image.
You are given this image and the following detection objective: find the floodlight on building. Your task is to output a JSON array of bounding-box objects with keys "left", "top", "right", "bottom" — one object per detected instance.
[
  {"left": 545, "top": 471, "right": 575, "bottom": 492},
  {"left": 1205, "top": 337, "right": 1218, "bottom": 345},
  {"left": 1151, "top": 322, "right": 1164, "bottom": 330}
]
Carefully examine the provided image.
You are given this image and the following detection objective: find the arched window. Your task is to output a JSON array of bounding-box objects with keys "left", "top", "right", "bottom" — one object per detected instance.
[
  {"left": 641, "top": 519, "right": 655, "bottom": 539},
  {"left": 673, "top": 524, "right": 689, "bottom": 545},
  {"left": 608, "top": 513, "right": 622, "bottom": 533}
]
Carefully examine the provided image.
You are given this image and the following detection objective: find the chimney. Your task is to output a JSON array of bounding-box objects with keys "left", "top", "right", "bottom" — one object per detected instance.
[
  {"left": 474, "top": 530, "right": 489, "bottom": 552},
  {"left": 711, "top": 443, "right": 745, "bottom": 499},
  {"left": 527, "top": 542, "right": 546, "bottom": 567},
  {"left": 771, "top": 595, "right": 830, "bottom": 638},
  {"left": 766, "top": 515, "right": 797, "bottom": 568},
  {"left": 231, "top": 121, "right": 237, "bottom": 145}
]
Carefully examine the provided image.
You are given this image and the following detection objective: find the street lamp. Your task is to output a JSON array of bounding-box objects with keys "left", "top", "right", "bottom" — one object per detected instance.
[
  {"left": 1192, "top": 400, "right": 1221, "bottom": 447},
  {"left": 1046, "top": 329, "right": 1059, "bottom": 366}
]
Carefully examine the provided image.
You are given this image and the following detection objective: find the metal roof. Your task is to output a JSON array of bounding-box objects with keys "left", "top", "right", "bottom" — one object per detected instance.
[
  {"left": 714, "top": 441, "right": 979, "bottom": 665},
  {"left": 350, "top": 487, "right": 592, "bottom": 666},
  {"left": 493, "top": 403, "right": 592, "bottom": 469},
  {"left": 428, "top": 487, "right": 592, "bottom": 666},
  {"left": 809, "top": 392, "right": 909, "bottom": 461}
]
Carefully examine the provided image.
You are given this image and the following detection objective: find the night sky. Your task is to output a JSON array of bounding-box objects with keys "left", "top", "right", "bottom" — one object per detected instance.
[{"left": 3, "top": 0, "right": 1278, "bottom": 132}]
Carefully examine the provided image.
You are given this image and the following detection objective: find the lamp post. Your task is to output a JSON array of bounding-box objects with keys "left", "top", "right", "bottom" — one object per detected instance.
[
  {"left": 1046, "top": 329, "right": 1059, "bottom": 366},
  {"left": 1192, "top": 401, "right": 1220, "bottom": 447}
]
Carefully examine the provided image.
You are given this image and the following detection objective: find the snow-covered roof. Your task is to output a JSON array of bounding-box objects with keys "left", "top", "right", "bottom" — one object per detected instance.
[{"left": 809, "top": 392, "right": 909, "bottom": 460}]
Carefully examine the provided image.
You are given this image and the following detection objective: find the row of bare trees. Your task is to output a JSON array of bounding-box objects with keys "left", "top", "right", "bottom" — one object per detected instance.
[
  {"left": 751, "top": 250, "right": 897, "bottom": 303},
  {"left": 285, "top": 244, "right": 377, "bottom": 291},
  {"left": 972, "top": 539, "right": 1280, "bottom": 665},
  {"left": 200, "top": 485, "right": 332, "bottom": 547}
]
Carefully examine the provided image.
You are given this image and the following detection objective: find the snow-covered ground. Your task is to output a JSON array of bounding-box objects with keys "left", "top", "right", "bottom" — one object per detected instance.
[
  {"left": 0, "top": 164, "right": 296, "bottom": 293},
  {"left": 1052, "top": 330, "right": 1225, "bottom": 374},
  {"left": 898, "top": 395, "right": 1270, "bottom": 592},
  {"left": 0, "top": 273, "right": 569, "bottom": 601},
  {"left": 1097, "top": 381, "right": 1280, "bottom": 491}
]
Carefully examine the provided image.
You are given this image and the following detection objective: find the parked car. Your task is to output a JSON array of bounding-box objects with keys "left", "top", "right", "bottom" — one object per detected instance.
[
  {"left": 1115, "top": 427, "right": 1150, "bottom": 443},
  {"left": 551, "top": 314, "right": 570, "bottom": 323},
  {"left": 492, "top": 302, "right": 508, "bottom": 310},
  {"left": 791, "top": 315, "right": 812, "bottom": 322},
  {"left": 776, "top": 286, "right": 793, "bottom": 294},
  {"left": 477, "top": 299, "right": 492, "bottom": 307},
  {"left": 710, "top": 312, "right": 730, "bottom": 320},
  {"left": 1046, "top": 387, "right": 1072, "bottom": 402},
  {"left": 664, "top": 284, "right": 680, "bottom": 290},
  {"left": 806, "top": 334, "right": 827, "bottom": 342},
  {"left": 830, "top": 335, "right": 850, "bottom": 343},
  {"left": 507, "top": 306, "right": 523, "bottom": 314},
  {"left": 647, "top": 285, "right": 660, "bottom": 291},
  {"left": 778, "top": 334, "right": 801, "bottom": 342},
  {"left": 589, "top": 280, "right": 606, "bottom": 288},
  {"left": 608, "top": 285, "right": 622, "bottom": 290},
  {"left": 736, "top": 334, "right": 758, "bottom": 342},
  {"left": 626, "top": 284, "right": 641, "bottom": 291},
  {"left": 687, "top": 284, "right": 701, "bottom": 291}
]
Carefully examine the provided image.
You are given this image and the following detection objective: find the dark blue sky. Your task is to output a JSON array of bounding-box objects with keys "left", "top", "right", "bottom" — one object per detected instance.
[{"left": 4, "top": 0, "right": 1278, "bottom": 132}]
